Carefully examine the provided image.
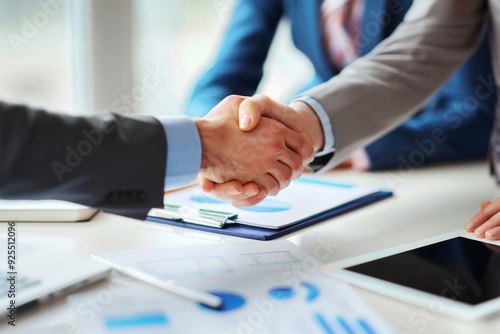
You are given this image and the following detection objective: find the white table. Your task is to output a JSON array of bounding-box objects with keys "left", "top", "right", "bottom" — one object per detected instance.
[{"left": 3, "top": 161, "right": 500, "bottom": 334}]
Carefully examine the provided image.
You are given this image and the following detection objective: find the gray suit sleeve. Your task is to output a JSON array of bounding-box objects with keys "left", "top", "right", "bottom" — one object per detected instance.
[
  {"left": 303, "top": 0, "right": 488, "bottom": 171},
  {"left": 0, "top": 102, "right": 167, "bottom": 218}
]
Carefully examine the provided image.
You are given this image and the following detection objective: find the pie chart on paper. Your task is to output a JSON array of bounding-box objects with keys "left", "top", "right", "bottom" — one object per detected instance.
[{"left": 190, "top": 195, "right": 291, "bottom": 213}]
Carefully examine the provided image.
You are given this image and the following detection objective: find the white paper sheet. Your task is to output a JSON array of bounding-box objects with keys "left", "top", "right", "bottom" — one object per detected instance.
[
  {"left": 69, "top": 242, "right": 398, "bottom": 334},
  {"left": 161, "top": 177, "right": 381, "bottom": 229}
]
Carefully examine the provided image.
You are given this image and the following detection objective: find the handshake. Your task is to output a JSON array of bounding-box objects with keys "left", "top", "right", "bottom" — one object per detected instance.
[{"left": 194, "top": 95, "right": 325, "bottom": 207}]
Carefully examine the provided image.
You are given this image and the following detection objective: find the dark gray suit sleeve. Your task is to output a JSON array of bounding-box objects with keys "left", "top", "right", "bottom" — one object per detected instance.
[{"left": 0, "top": 101, "right": 167, "bottom": 218}]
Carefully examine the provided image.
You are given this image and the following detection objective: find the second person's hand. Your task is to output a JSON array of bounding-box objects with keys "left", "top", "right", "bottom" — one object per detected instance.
[
  {"left": 195, "top": 95, "right": 315, "bottom": 199},
  {"left": 200, "top": 94, "right": 323, "bottom": 207}
]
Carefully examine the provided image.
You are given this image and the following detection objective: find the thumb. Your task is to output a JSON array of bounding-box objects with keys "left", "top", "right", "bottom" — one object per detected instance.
[
  {"left": 239, "top": 94, "right": 303, "bottom": 133},
  {"left": 198, "top": 175, "right": 215, "bottom": 193},
  {"left": 238, "top": 98, "right": 263, "bottom": 131}
]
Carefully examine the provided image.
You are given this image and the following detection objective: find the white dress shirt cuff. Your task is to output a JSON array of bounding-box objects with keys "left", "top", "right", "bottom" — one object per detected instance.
[
  {"left": 156, "top": 115, "right": 201, "bottom": 190},
  {"left": 292, "top": 95, "right": 335, "bottom": 157},
  {"left": 291, "top": 95, "right": 335, "bottom": 156}
]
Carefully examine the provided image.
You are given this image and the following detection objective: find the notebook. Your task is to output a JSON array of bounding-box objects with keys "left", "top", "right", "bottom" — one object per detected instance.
[
  {"left": 0, "top": 240, "right": 111, "bottom": 316},
  {"left": 0, "top": 200, "right": 99, "bottom": 222}
]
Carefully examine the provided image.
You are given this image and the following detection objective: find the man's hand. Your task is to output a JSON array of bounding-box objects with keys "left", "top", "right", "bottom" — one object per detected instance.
[
  {"left": 200, "top": 95, "right": 324, "bottom": 207},
  {"left": 239, "top": 95, "right": 324, "bottom": 151},
  {"left": 465, "top": 199, "right": 500, "bottom": 240},
  {"left": 198, "top": 175, "right": 266, "bottom": 207},
  {"left": 195, "top": 95, "right": 314, "bottom": 197}
]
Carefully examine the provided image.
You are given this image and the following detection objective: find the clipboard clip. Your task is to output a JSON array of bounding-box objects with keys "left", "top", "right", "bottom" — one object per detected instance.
[{"left": 147, "top": 204, "right": 238, "bottom": 229}]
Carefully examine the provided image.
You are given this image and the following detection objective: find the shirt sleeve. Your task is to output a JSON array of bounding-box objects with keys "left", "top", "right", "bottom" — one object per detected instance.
[
  {"left": 156, "top": 115, "right": 201, "bottom": 190},
  {"left": 291, "top": 95, "right": 336, "bottom": 157}
]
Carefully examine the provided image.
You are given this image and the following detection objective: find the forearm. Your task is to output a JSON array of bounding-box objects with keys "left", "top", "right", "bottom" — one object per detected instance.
[
  {"left": 0, "top": 102, "right": 166, "bottom": 213},
  {"left": 303, "top": 0, "right": 487, "bottom": 171}
]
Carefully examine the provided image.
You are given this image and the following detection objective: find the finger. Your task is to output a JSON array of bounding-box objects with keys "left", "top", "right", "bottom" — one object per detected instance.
[
  {"left": 291, "top": 165, "right": 304, "bottom": 180},
  {"left": 465, "top": 198, "right": 500, "bottom": 232},
  {"left": 231, "top": 189, "right": 268, "bottom": 208},
  {"left": 204, "top": 179, "right": 244, "bottom": 198},
  {"left": 474, "top": 210, "right": 500, "bottom": 236},
  {"left": 239, "top": 94, "right": 303, "bottom": 133},
  {"left": 198, "top": 175, "right": 216, "bottom": 193},
  {"left": 282, "top": 127, "right": 315, "bottom": 164},
  {"left": 276, "top": 145, "right": 304, "bottom": 177},
  {"left": 276, "top": 148, "right": 304, "bottom": 179},
  {"left": 242, "top": 183, "right": 261, "bottom": 196},
  {"left": 268, "top": 161, "right": 293, "bottom": 191},
  {"left": 254, "top": 174, "right": 280, "bottom": 196},
  {"left": 481, "top": 200, "right": 492, "bottom": 210},
  {"left": 486, "top": 226, "right": 500, "bottom": 240},
  {"left": 238, "top": 99, "right": 262, "bottom": 131},
  {"left": 209, "top": 182, "right": 261, "bottom": 202}
]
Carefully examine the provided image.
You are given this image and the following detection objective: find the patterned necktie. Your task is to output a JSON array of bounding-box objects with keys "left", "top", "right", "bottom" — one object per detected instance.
[
  {"left": 320, "top": 0, "right": 364, "bottom": 70},
  {"left": 490, "top": 99, "right": 500, "bottom": 184}
]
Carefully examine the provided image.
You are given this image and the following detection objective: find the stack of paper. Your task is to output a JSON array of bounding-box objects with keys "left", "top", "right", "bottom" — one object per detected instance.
[{"left": 68, "top": 241, "right": 397, "bottom": 333}]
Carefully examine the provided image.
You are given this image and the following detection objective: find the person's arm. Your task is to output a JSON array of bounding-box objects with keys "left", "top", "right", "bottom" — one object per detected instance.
[
  {"left": 361, "top": 34, "right": 496, "bottom": 170},
  {"left": 0, "top": 102, "right": 167, "bottom": 219},
  {"left": 185, "top": 0, "right": 283, "bottom": 117},
  {"left": 301, "top": 0, "right": 488, "bottom": 170},
  {"left": 206, "top": 0, "right": 488, "bottom": 205},
  {"left": 0, "top": 99, "right": 313, "bottom": 216}
]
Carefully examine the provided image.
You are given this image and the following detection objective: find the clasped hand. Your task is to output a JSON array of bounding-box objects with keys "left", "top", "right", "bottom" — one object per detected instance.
[{"left": 195, "top": 94, "right": 322, "bottom": 207}]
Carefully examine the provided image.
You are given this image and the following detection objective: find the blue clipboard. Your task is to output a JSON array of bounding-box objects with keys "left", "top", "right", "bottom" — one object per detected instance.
[{"left": 146, "top": 190, "right": 392, "bottom": 241}]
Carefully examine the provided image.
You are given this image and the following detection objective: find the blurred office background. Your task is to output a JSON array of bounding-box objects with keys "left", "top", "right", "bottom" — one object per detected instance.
[{"left": 0, "top": 0, "right": 313, "bottom": 116}]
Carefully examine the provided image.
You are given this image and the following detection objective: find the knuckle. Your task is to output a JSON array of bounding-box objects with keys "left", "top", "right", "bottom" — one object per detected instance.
[
  {"left": 270, "top": 143, "right": 283, "bottom": 157},
  {"left": 282, "top": 168, "right": 293, "bottom": 183},
  {"left": 268, "top": 180, "right": 279, "bottom": 195},
  {"left": 293, "top": 156, "right": 303, "bottom": 171},
  {"left": 224, "top": 95, "right": 243, "bottom": 105},
  {"left": 297, "top": 138, "right": 309, "bottom": 156},
  {"left": 256, "top": 94, "right": 270, "bottom": 103},
  {"left": 269, "top": 120, "right": 285, "bottom": 134}
]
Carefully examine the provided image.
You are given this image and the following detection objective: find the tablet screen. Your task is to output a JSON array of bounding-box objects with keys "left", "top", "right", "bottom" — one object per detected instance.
[{"left": 346, "top": 237, "right": 500, "bottom": 305}]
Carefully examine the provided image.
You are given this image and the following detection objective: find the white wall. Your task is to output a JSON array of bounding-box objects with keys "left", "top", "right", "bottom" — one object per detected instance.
[{"left": 0, "top": 0, "right": 314, "bottom": 116}]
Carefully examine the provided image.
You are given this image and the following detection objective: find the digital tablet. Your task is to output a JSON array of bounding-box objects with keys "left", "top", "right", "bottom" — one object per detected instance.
[
  {"left": 0, "top": 200, "right": 99, "bottom": 222},
  {"left": 331, "top": 230, "right": 500, "bottom": 320}
]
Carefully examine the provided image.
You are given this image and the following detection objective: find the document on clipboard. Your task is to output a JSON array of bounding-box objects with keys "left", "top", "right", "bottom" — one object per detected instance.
[{"left": 146, "top": 177, "right": 392, "bottom": 240}]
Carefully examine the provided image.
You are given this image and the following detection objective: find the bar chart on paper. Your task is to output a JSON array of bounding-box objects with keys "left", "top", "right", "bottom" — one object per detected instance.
[
  {"left": 242, "top": 250, "right": 301, "bottom": 266},
  {"left": 70, "top": 241, "right": 398, "bottom": 334}
]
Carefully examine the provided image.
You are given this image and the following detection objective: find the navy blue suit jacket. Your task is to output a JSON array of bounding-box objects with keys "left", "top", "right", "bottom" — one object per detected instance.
[{"left": 186, "top": 0, "right": 496, "bottom": 170}]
